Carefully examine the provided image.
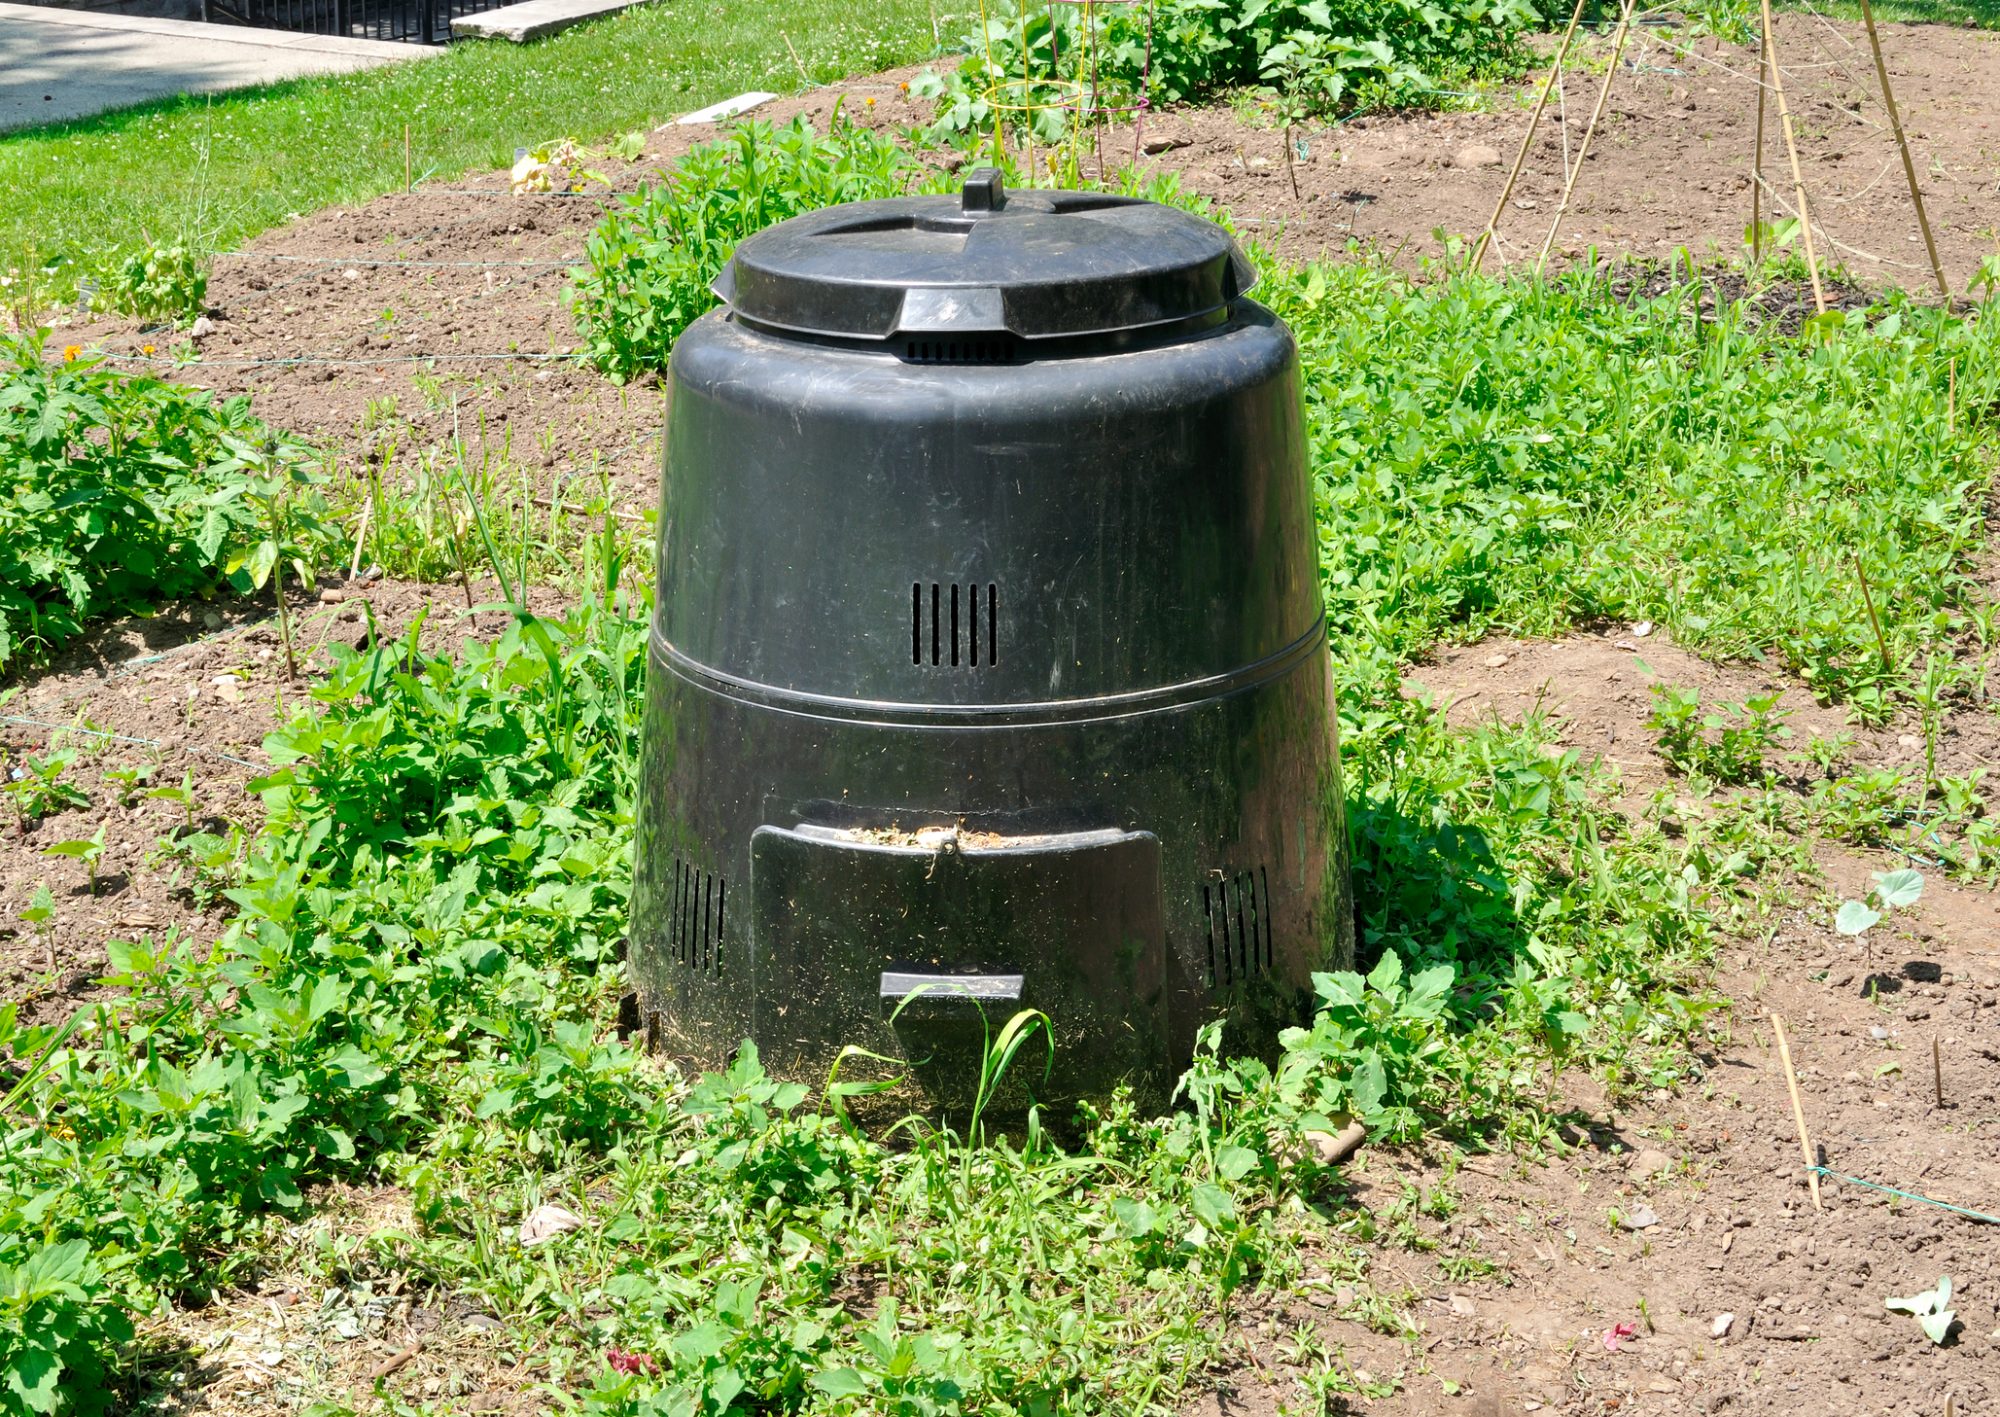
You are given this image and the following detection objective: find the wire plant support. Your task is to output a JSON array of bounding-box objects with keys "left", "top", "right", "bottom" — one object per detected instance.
[{"left": 974, "top": 0, "right": 1156, "bottom": 177}]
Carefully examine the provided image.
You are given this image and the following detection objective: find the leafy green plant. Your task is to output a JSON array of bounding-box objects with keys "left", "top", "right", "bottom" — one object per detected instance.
[
  {"left": 1884, "top": 1275, "right": 1956, "bottom": 1345},
  {"left": 43, "top": 826, "right": 106, "bottom": 895},
  {"left": 3, "top": 749, "right": 89, "bottom": 829},
  {"left": 143, "top": 769, "right": 198, "bottom": 832},
  {"left": 100, "top": 764, "right": 154, "bottom": 808},
  {"left": 1646, "top": 685, "right": 1790, "bottom": 784},
  {"left": 1834, "top": 867, "right": 1923, "bottom": 939},
  {"left": 210, "top": 430, "right": 338, "bottom": 679},
  {"left": 1275, "top": 952, "right": 1454, "bottom": 1140},
  {"left": 0, "top": 331, "right": 327, "bottom": 670},
  {"left": 15, "top": 883, "right": 53, "bottom": 972},
  {"left": 0, "top": 1239, "right": 133, "bottom": 1417},
  {"left": 913, "top": 0, "right": 1536, "bottom": 150},
  {"left": 568, "top": 113, "right": 941, "bottom": 383},
  {"left": 96, "top": 242, "right": 207, "bottom": 328}
]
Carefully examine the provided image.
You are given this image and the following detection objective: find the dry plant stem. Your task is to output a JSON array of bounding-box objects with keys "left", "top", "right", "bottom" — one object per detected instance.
[
  {"left": 1855, "top": 0, "right": 1948, "bottom": 298},
  {"left": 1758, "top": 0, "right": 1826, "bottom": 313},
  {"left": 1536, "top": 0, "right": 1637, "bottom": 274},
  {"left": 274, "top": 572, "right": 297, "bottom": 680},
  {"left": 1933, "top": 1035, "right": 1944, "bottom": 1107},
  {"left": 530, "top": 495, "right": 644, "bottom": 524},
  {"left": 1769, "top": 1012, "right": 1824, "bottom": 1212},
  {"left": 1751, "top": 24, "right": 1770, "bottom": 265},
  {"left": 446, "top": 511, "right": 478, "bottom": 626},
  {"left": 348, "top": 498, "right": 374, "bottom": 580},
  {"left": 1473, "top": 0, "right": 1586, "bottom": 274},
  {"left": 1853, "top": 555, "right": 1893, "bottom": 673},
  {"left": 1282, "top": 126, "right": 1299, "bottom": 200}
]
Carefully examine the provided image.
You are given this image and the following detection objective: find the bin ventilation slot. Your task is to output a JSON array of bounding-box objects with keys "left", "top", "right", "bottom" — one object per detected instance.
[
  {"left": 903, "top": 338, "right": 1014, "bottom": 364},
  {"left": 670, "top": 858, "right": 725, "bottom": 976},
  {"left": 1204, "top": 867, "right": 1272, "bottom": 986},
  {"left": 912, "top": 582, "right": 997, "bottom": 667}
]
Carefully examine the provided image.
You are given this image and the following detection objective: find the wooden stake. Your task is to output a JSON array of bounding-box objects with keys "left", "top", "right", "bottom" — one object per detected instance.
[
  {"left": 1472, "top": 0, "right": 1587, "bottom": 274},
  {"left": 1770, "top": 1012, "right": 1824, "bottom": 1212},
  {"left": 1751, "top": 23, "right": 1770, "bottom": 265},
  {"left": 1933, "top": 1034, "right": 1944, "bottom": 1108},
  {"left": 1855, "top": 0, "right": 1948, "bottom": 299},
  {"left": 1755, "top": 0, "right": 1826, "bottom": 313},
  {"left": 1854, "top": 554, "right": 1893, "bottom": 674},
  {"left": 1537, "top": 0, "right": 1637, "bottom": 275}
]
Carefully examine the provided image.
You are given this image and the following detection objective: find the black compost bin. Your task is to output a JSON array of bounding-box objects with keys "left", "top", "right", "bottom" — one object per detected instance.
[{"left": 628, "top": 169, "right": 1351, "bottom": 1108}]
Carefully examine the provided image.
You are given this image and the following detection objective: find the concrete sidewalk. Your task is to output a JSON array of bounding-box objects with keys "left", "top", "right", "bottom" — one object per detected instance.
[{"left": 0, "top": 3, "right": 435, "bottom": 133}]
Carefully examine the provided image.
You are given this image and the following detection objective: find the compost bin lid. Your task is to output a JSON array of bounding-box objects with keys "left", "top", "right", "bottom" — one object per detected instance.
[{"left": 713, "top": 168, "right": 1258, "bottom": 342}]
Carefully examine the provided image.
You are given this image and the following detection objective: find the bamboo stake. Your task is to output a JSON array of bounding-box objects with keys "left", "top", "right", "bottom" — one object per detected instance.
[
  {"left": 1769, "top": 1012, "right": 1824, "bottom": 1212},
  {"left": 1854, "top": 555, "right": 1893, "bottom": 674},
  {"left": 1472, "top": 0, "right": 1587, "bottom": 274},
  {"left": 1933, "top": 1035, "right": 1944, "bottom": 1108},
  {"left": 1751, "top": 23, "right": 1770, "bottom": 265},
  {"left": 1537, "top": 0, "right": 1638, "bottom": 275},
  {"left": 1854, "top": 0, "right": 1948, "bottom": 299},
  {"left": 1756, "top": 0, "right": 1826, "bottom": 313}
]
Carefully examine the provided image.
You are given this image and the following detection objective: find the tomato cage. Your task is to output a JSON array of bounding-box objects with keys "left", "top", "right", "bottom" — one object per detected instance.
[{"left": 972, "top": 0, "right": 1157, "bottom": 175}]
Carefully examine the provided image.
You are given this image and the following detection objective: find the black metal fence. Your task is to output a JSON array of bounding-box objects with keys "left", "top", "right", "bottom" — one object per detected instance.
[{"left": 200, "top": 0, "right": 508, "bottom": 43}]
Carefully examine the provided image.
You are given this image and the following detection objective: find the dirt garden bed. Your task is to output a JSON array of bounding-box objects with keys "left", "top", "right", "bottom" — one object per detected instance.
[{"left": 5, "top": 13, "right": 1999, "bottom": 1415}]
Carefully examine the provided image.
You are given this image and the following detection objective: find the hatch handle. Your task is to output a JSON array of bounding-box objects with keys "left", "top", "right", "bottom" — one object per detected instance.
[
  {"left": 960, "top": 168, "right": 1007, "bottom": 214},
  {"left": 880, "top": 970, "right": 1023, "bottom": 1020}
]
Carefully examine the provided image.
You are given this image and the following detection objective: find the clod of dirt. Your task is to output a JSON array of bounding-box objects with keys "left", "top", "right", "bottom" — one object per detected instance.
[{"left": 1453, "top": 143, "right": 1502, "bottom": 169}]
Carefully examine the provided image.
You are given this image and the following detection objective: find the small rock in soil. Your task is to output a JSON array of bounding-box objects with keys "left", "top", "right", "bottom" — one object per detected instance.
[
  {"left": 1454, "top": 144, "right": 1502, "bottom": 169},
  {"left": 1625, "top": 1147, "right": 1672, "bottom": 1180},
  {"left": 1711, "top": 1312, "right": 1735, "bottom": 1338},
  {"left": 1484, "top": 652, "right": 1511, "bottom": 668},
  {"left": 1621, "top": 1203, "right": 1661, "bottom": 1231}
]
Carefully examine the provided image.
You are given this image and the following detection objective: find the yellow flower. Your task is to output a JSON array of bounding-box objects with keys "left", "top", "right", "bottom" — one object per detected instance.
[
  {"left": 865, "top": 96, "right": 877, "bottom": 108},
  {"left": 142, "top": 343, "right": 156, "bottom": 356},
  {"left": 62, "top": 343, "right": 81, "bottom": 362}
]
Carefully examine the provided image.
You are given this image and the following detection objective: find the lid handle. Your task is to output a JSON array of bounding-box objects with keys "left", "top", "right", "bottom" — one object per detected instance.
[{"left": 960, "top": 168, "right": 1007, "bottom": 214}]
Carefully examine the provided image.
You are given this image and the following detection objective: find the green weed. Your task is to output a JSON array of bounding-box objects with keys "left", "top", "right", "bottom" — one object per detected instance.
[
  {"left": 568, "top": 113, "right": 943, "bottom": 382},
  {"left": 0, "top": 332, "right": 334, "bottom": 672}
]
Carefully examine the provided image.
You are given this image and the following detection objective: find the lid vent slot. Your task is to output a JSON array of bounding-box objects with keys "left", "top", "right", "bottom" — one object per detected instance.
[{"left": 903, "top": 338, "right": 1016, "bottom": 364}]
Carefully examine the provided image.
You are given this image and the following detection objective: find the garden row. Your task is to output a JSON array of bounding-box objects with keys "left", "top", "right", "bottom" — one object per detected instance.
[{"left": 1, "top": 113, "right": 1996, "bottom": 1414}]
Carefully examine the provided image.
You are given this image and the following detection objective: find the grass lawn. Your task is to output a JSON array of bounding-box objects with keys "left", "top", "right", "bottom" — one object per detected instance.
[{"left": 0, "top": 0, "right": 941, "bottom": 287}]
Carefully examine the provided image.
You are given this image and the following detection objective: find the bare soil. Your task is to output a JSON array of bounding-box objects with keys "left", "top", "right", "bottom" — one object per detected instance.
[
  {"left": 1180, "top": 632, "right": 2000, "bottom": 1416},
  {"left": 8, "top": 15, "right": 2000, "bottom": 1413}
]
